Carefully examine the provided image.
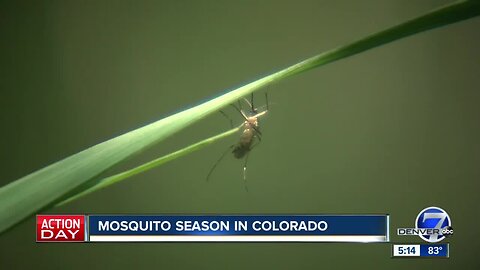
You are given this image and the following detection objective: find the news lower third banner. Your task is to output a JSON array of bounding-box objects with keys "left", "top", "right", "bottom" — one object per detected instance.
[{"left": 37, "top": 215, "right": 390, "bottom": 242}]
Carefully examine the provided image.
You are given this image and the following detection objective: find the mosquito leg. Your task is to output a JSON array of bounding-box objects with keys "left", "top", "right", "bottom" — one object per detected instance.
[
  {"left": 230, "top": 103, "right": 248, "bottom": 121},
  {"left": 250, "top": 93, "right": 254, "bottom": 111},
  {"left": 250, "top": 140, "right": 261, "bottom": 150},
  {"left": 252, "top": 126, "right": 262, "bottom": 137},
  {"left": 242, "top": 138, "right": 263, "bottom": 192},
  {"left": 206, "top": 145, "right": 233, "bottom": 182},
  {"left": 255, "top": 132, "right": 262, "bottom": 142},
  {"left": 252, "top": 111, "right": 267, "bottom": 119},
  {"left": 242, "top": 97, "right": 252, "bottom": 110},
  {"left": 239, "top": 93, "right": 255, "bottom": 112},
  {"left": 243, "top": 153, "right": 250, "bottom": 192},
  {"left": 265, "top": 92, "right": 269, "bottom": 111},
  {"left": 219, "top": 110, "right": 234, "bottom": 128}
]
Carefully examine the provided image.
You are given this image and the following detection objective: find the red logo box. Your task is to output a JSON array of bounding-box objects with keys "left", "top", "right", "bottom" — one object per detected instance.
[{"left": 37, "top": 215, "right": 85, "bottom": 242}]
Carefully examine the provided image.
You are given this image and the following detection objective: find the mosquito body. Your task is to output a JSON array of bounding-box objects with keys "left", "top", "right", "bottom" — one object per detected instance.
[
  {"left": 232, "top": 106, "right": 266, "bottom": 159},
  {"left": 206, "top": 93, "right": 269, "bottom": 189}
]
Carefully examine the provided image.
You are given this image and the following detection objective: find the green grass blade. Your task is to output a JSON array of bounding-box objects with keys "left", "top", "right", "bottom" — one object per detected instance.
[
  {"left": 56, "top": 125, "right": 241, "bottom": 206},
  {"left": 1, "top": 0, "right": 479, "bottom": 234}
]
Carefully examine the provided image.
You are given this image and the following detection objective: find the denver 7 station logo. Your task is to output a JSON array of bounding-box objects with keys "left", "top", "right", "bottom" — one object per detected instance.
[{"left": 397, "top": 206, "right": 453, "bottom": 243}]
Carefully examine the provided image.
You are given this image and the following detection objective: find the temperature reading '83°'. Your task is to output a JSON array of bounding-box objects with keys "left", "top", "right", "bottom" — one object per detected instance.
[{"left": 428, "top": 246, "right": 443, "bottom": 255}]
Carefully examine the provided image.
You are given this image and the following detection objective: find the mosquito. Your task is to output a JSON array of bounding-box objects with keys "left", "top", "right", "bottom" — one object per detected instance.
[{"left": 206, "top": 92, "right": 269, "bottom": 190}]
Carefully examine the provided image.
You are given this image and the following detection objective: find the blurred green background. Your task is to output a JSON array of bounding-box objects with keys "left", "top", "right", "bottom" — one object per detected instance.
[{"left": 1, "top": 0, "right": 479, "bottom": 269}]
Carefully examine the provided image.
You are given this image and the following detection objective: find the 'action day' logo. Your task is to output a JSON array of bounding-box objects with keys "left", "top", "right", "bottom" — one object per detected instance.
[{"left": 397, "top": 206, "right": 453, "bottom": 243}]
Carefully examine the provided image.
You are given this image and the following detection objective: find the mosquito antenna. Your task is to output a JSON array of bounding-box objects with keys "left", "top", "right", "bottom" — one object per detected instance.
[{"left": 206, "top": 145, "right": 233, "bottom": 182}]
